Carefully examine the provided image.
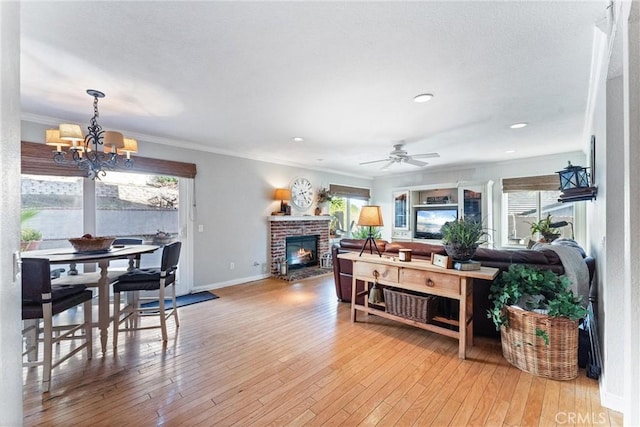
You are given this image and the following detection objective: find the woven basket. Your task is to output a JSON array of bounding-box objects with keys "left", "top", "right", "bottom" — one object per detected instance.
[
  {"left": 501, "top": 306, "right": 579, "bottom": 380},
  {"left": 68, "top": 236, "right": 115, "bottom": 252},
  {"left": 383, "top": 288, "right": 437, "bottom": 323}
]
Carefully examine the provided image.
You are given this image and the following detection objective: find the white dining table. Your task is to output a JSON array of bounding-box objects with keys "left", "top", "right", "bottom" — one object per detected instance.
[{"left": 21, "top": 244, "right": 160, "bottom": 355}]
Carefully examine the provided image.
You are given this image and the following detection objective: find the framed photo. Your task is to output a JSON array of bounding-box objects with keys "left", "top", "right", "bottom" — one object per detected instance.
[{"left": 590, "top": 135, "right": 596, "bottom": 186}]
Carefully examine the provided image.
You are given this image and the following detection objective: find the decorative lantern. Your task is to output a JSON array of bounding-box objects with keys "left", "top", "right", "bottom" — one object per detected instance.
[{"left": 557, "top": 161, "right": 591, "bottom": 190}]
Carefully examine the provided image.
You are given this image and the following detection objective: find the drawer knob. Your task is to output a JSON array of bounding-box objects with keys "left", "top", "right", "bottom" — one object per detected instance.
[{"left": 426, "top": 278, "right": 434, "bottom": 287}]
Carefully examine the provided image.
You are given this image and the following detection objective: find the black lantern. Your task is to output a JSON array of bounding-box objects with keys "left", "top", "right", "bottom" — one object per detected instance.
[
  {"left": 556, "top": 161, "right": 597, "bottom": 202},
  {"left": 557, "top": 161, "right": 590, "bottom": 190}
]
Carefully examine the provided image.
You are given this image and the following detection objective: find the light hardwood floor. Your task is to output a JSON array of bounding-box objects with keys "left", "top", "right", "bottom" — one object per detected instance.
[{"left": 23, "top": 274, "right": 622, "bottom": 426}]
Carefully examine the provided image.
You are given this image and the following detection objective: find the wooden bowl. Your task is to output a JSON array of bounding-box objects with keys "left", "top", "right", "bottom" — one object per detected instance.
[{"left": 68, "top": 236, "right": 115, "bottom": 252}]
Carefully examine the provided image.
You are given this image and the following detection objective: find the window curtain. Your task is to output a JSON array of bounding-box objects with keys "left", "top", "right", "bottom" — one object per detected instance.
[{"left": 21, "top": 141, "right": 197, "bottom": 178}]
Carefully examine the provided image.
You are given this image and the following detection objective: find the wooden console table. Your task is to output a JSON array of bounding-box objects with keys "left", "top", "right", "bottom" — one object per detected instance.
[{"left": 338, "top": 252, "right": 499, "bottom": 359}]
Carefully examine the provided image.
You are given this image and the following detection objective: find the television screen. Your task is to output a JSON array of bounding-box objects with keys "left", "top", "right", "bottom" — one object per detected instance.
[{"left": 415, "top": 208, "right": 458, "bottom": 239}]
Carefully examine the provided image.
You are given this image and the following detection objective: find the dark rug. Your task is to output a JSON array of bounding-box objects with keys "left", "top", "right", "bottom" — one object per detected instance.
[
  {"left": 279, "top": 266, "right": 333, "bottom": 282},
  {"left": 141, "top": 291, "right": 218, "bottom": 309}
]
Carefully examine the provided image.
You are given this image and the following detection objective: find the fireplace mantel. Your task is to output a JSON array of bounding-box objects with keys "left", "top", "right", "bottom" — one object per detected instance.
[{"left": 268, "top": 215, "right": 331, "bottom": 222}]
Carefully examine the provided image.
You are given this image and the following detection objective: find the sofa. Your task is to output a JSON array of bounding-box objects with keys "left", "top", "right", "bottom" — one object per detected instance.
[{"left": 331, "top": 239, "right": 595, "bottom": 338}]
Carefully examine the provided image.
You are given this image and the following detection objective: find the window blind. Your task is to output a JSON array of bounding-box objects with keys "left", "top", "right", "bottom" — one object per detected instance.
[
  {"left": 21, "top": 141, "right": 197, "bottom": 178},
  {"left": 329, "top": 184, "right": 370, "bottom": 200},
  {"left": 502, "top": 174, "right": 559, "bottom": 193}
]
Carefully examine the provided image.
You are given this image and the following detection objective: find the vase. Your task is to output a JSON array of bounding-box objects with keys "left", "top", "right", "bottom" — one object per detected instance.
[{"left": 443, "top": 244, "right": 478, "bottom": 261}]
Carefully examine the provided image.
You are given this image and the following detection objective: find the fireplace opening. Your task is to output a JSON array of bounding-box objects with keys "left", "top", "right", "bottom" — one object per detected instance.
[{"left": 286, "top": 235, "right": 318, "bottom": 269}]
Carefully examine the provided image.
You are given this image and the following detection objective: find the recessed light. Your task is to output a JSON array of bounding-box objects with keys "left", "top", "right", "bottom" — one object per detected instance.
[
  {"left": 291, "top": 137, "right": 304, "bottom": 142},
  {"left": 413, "top": 93, "right": 434, "bottom": 103},
  {"left": 509, "top": 122, "right": 528, "bottom": 129},
  {"left": 505, "top": 150, "right": 516, "bottom": 154}
]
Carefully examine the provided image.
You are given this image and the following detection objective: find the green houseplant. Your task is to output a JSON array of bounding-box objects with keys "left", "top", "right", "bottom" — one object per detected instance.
[
  {"left": 440, "top": 217, "right": 487, "bottom": 261},
  {"left": 529, "top": 213, "right": 561, "bottom": 243},
  {"left": 488, "top": 264, "right": 587, "bottom": 380}
]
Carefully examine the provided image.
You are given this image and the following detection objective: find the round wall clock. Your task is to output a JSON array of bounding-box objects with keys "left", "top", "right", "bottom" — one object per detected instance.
[{"left": 290, "top": 177, "right": 314, "bottom": 209}]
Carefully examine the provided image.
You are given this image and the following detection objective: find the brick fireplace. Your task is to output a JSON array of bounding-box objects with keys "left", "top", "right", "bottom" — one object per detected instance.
[{"left": 268, "top": 216, "right": 331, "bottom": 276}]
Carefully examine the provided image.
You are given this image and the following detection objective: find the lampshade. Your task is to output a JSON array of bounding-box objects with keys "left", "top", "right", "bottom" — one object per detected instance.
[
  {"left": 59, "top": 123, "right": 84, "bottom": 142},
  {"left": 45, "top": 129, "right": 71, "bottom": 151},
  {"left": 274, "top": 188, "right": 291, "bottom": 201},
  {"left": 357, "top": 205, "right": 384, "bottom": 227},
  {"left": 103, "top": 131, "right": 125, "bottom": 154}
]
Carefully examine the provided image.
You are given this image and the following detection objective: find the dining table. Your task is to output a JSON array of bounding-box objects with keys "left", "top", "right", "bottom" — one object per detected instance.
[{"left": 21, "top": 244, "right": 160, "bottom": 355}]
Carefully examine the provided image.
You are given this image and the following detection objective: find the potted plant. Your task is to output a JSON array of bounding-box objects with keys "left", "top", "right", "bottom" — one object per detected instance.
[
  {"left": 529, "top": 213, "right": 561, "bottom": 243},
  {"left": 440, "top": 217, "right": 487, "bottom": 261},
  {"left": 488, "top": 264, "right": 587, "bottom": 380},
  {"left": 21, "top": 208, "right": 42, "bottom": 251}
]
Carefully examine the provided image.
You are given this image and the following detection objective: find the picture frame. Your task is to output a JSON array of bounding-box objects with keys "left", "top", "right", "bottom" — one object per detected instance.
[{"left": 431, "top": 253, "right": 452, "bottom": 269}]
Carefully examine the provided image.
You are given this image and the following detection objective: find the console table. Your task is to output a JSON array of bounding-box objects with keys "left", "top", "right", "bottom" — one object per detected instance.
[{"left": 338, "top": 252, "right": 499, "bottom": 359}]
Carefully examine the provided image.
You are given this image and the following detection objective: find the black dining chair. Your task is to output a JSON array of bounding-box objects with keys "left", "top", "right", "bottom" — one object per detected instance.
[
  {"left": 112, "top": 241, "right": 182, "bottom": 347},
  {"left": 22, "top": 258, "right": 93, "bottom": 393}
]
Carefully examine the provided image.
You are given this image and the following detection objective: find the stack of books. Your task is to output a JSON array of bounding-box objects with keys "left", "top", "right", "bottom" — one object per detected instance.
[
  {"left": 558, "top": 187, "right": 597, "bottom": 202},
  {"left": 453, "top": 260, "right": 481, "bottom": 271}
]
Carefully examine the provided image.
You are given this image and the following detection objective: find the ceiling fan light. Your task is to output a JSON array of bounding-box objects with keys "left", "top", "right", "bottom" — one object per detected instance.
[{"left": 413, "top": 93, "right": 434, "bottom": 103}]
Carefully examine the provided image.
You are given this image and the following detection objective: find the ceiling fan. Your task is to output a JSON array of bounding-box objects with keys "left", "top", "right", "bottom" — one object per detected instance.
[{"left": 359, "top": 143, "right": 440, "bottom": 170}]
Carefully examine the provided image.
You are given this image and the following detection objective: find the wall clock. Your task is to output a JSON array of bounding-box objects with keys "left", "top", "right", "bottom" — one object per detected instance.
[{"left": 290, "top": 177, "right": 314, "bottom": 209}]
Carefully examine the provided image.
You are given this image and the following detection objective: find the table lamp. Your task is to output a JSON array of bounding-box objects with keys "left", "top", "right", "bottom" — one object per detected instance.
[
  {"left": 274, "top": 188, "right": 291, "bottom": 213},
  {"left": 357, "top": 205, "right": 384, "bottom": 256}
]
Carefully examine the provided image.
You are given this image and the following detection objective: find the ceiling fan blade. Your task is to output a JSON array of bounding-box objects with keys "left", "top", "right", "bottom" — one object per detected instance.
[
  {"left": 381, "top": 160, "right": 396, "bottom": 171},
  {"left": 411, "top": 153, "right": 440, "bottom": 159},
  {"left": 404, "top": 158, "right": 428, "bottom": 167},
  {"left": 359, "top": 158, "right": 391, "bottom": 165}
]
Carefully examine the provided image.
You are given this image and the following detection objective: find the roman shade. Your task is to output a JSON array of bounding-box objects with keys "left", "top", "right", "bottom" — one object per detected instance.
[
  {"left": 328, "top": 184, "right": 370, "bottom": 200},
  {"left": 502, "top": 175, "right": 559, "bottom": 193},
  {"left": 21, "top": 141, "right": 197, "bottom": 179}
]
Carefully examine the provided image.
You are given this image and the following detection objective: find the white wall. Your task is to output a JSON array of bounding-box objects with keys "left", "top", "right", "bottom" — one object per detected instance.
[
  {"left": 0, "top": 1, "right": 24, "bottom": 424},
  {"left": 371, "top": 152, "right": 586, "bottom": 247}
]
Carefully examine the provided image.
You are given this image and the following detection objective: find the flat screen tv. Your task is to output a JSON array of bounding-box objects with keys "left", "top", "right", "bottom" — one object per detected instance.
[{"left": 414, "top": 208, "right": 458, "bottom": 239}]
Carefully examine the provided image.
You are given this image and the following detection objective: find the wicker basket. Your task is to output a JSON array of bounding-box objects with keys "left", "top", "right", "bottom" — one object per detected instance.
[
  {"left": 383, "top": 288, "right": 437, "bottom": 323},
  {"left": 68, "top": 236, "right": 115, "bottom": 252},
  {"left": 500, "top": 305, "right": 579, "bottom": 380}
]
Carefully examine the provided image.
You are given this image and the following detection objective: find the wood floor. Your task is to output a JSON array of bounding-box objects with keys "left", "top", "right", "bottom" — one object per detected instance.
[{"left": 23, "top": 274, "right": 622, "bottom": 426}]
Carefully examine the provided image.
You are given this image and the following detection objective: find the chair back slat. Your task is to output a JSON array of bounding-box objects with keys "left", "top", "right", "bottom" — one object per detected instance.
[
  {"left": 113, "top": 238, "right": 143, "bottom": 245},
  {"left": 22, "top": 258, "right": 52, "bottom": 303},
  {"left": 161, "top": 242, "right": 181, "bottom": 272}
]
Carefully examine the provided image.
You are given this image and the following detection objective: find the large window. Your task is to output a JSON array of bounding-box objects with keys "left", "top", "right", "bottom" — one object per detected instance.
[
  {"left": 502, "top": 174, "right": 576, "bottom": 247},
  {"left": 327, "top": 184, "right": 371, "bottom": 239},
  {"left": 504, "top": 190, "right": 574, "bottom": 246}
]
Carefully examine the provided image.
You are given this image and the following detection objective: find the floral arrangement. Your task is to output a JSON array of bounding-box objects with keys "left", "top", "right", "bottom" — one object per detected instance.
[{"left": 316, "top": 187, "right": 333, "bottom": 203}]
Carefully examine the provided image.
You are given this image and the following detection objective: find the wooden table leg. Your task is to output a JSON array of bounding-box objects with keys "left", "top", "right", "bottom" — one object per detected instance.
[
  {"left": 350, "top": 275, "right": 357, "bottom": 322},
  {"left": 98, "top": 259, "right": 110, "bottom": 355}
]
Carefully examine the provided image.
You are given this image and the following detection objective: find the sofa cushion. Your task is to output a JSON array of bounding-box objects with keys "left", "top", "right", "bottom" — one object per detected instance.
[
  {"left": 338, "top": 239, "right": 388, "bottom": 253},
  {"left": 384, "top": 242, "right": 446, "bottom": 259}
]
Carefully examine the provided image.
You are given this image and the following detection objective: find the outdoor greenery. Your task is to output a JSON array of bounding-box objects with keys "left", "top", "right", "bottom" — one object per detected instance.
[
  {"left": 21, "top": 208, "right": 42, "bottom": 242},
  {"left": 352, "top": 226, "right": 382, "bottom": 239},
  {"left": 488, "top": 264, "right": 587, "bottom": 331}
]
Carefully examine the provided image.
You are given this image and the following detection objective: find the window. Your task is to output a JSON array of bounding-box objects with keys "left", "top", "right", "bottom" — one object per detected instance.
[
  {"left": 504, "top": 191, "right": 574, "bottom": 246},
  {"left": 327, "top": 184, "right": 371, "bottom": 239}
]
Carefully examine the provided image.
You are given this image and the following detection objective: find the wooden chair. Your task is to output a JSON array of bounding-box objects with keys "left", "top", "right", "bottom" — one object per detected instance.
[
  {"left": 112, "top": 241, "right": 181, "bottom": 347},
  {"left": 22, "top": 258, "right": 93, "bottom": 393}
]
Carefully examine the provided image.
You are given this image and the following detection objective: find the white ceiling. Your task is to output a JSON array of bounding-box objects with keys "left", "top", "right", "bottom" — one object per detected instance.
[{"left": 20, "top": 1, "right": 608, "bottom": 178}]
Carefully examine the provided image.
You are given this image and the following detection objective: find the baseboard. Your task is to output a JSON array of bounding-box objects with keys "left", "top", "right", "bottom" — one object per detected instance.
[
  {"left": 599, "top": 374, "right": 625, "bottom": 412},
  {"left": 192, "top": 273, "right": 271, "bottom": 292}
]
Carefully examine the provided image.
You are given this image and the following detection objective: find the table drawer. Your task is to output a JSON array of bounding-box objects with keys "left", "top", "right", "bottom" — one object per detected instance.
[
  {"left": 353, "top": 262, "right": 399, "bottom": 283},
  {"left": 400, "top": 269, "right": 460, "bottom": 294}
]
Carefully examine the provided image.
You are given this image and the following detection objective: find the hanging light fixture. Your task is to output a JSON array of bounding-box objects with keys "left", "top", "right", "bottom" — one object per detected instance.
[{"left": 46, "top": 89, "right": 137, "bottom": 180}]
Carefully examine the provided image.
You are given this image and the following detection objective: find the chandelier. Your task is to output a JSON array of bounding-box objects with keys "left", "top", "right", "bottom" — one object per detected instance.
[{"left": 46, "top": 89, "right": 137, "bottom": 180}]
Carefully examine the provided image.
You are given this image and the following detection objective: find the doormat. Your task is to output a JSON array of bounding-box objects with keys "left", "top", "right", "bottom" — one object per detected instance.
[
  {"left": 278, "top": 266, "right": 332, "bottom": 282},
  {"left": 140, "top": 291, "right": 218, "bottom": 309}
]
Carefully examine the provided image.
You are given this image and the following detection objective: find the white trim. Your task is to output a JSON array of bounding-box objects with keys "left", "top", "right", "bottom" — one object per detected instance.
[
  {"left": 193, "top": 273, "right": 271, "bottom": 291},
  {"left": 599, "top": 373, "right": 625, "bottom": 412}
]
